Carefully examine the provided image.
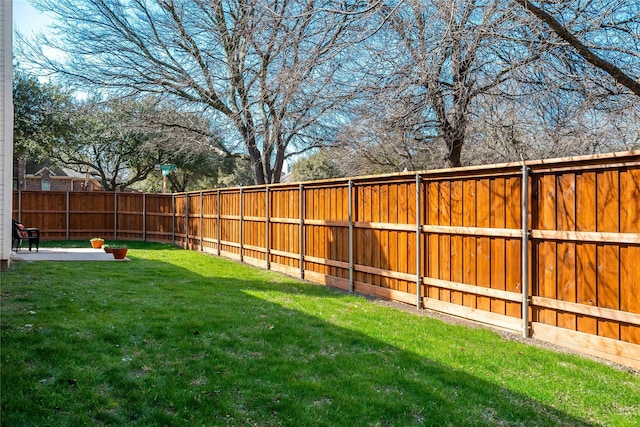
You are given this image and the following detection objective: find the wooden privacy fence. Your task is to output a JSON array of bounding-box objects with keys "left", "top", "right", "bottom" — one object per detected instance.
[{"left": 12, "top": 151, "right": 640, "bottom": 369}]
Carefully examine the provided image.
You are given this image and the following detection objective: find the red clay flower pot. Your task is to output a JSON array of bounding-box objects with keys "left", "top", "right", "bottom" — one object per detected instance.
[{"left": 111, "top": 248, "right": 128, "bottom": 260}]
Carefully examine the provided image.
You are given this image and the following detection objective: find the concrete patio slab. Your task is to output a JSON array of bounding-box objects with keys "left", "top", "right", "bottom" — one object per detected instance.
[{"left": 11, "top": 248, "right": 130, "bottom": 262}]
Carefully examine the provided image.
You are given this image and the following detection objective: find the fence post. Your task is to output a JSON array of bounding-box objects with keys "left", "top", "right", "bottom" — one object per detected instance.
[
  {"left": 172, "top": 194, "right": 176, "bottom": 245},
  {"left": 299, "top": 183, "right": 305, "bottom": 279},
  {"left": 217, "top": 190, "right": 221, "bottom": 256},
  {"left": 200, "top": 191, "right": 204, "bottom": 251},
  {"left": 66, "top": 191, "right": 70, "bottom": 241},
  {"left": 18, "top": 190, "right": 22, "bottom": 222},
  {"left": 415, "top": 174, "right": 422, "bottom": 309},
  {"left": 114, "top": 191, "right": 118, "bottom": 241},
  {"left": 185, "top": 194, "right": 190, "bottom": 250},
  {"left": 239, "top": 188, "right": 244, "bottom": 262},
  {"left": 521, "top": 164, "right": 531, "bottom": 338},
  {"left": 142, "top": 193, "right": 146, "bottom": 242},
  {"left": 266, "top": 187, "right": 270, "bottom": 270},
  {"left": 348, "top": 180, "right": 354, "bottom": 293}
]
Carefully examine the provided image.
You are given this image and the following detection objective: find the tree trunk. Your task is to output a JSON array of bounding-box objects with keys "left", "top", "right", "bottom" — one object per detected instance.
[
  {"left": 271, "top": 142, "right": 287, "bottom": 184},
  {"left": 444, "top": 136, "right": 464, "bottom": 168},
  {"left": 240, "top": 123, "right": 266, "bottom": 185}
]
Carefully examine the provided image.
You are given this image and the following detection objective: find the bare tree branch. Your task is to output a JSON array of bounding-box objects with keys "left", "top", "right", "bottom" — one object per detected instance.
[{"left": 514, "top": 0, "right": 640, "bottom": 97}]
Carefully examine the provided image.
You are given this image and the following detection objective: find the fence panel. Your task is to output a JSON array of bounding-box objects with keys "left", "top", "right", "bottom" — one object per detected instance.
[
  {"left": 173, "top": 195, "right": 187, "bottom": 247},
  {"left": 421, "top": 172, "right": 523, "bottom": 331},
  {"left": 116, "top": 193, "right": 144, "bottom": 240},
  {"left": 144, "top": 194, "right": 173, "bottom": 242},
  {"left": 529, "top": 162, "right": 640, "bottom": 367},
  {"left": 269, "top": 186, "right": 301, "bottom": 276},
  {"left": 69, "top": 192, "right": 115, "bottom": 239},
  {"left": 219, "top": 190, "right": 241, "bottom": 259},
  {"left": 241, "top": 189, "right": 266, "bottom": 267},
  {"left": 15, "top": 191, "right": 67, "bottom": 239},
  {"left": 354, "top": 179, "right": 416, "bottom": 301},
  {"left": 186, "top": 193, "right": 202, "bottom": 250},
  {"left": 304, "top": 187, "right": 331, "bottom": 280},
  {"left": 301, "top": 183, "right": 350, "bottom": 288},
  {"left": 201, "top": 191, "right": 218, "bottom": 253}
]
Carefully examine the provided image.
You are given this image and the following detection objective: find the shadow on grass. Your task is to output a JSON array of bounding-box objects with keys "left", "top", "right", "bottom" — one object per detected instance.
[{"left": 1, "top": 252, "right": 603, "bottom": 426}]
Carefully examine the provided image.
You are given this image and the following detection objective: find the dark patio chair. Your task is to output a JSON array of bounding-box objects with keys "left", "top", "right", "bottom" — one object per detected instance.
[{"left": 12, "top": 219, "right": 40, "bottom": 252}]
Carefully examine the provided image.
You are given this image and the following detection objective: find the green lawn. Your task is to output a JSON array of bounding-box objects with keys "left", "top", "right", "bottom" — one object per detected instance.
[{"left": 2, "top": 242, "right": 638, "bottom": 426}]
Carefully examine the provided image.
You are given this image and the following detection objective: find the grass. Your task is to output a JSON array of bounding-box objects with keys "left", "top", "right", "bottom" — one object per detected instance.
[{"left": 1, "top": 242, "right": 639, "bottom": 426}]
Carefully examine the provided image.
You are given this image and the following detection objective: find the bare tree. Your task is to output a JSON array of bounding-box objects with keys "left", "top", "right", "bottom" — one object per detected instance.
[
  {"left": 345, "top": 0, "right": 638, "bottom": 170},
  {"left": 514, "top": 0, "right": 640, "bottom": 97},
  {"left": 25, "top": 0, "right": 637, "bottom": 181},
  {"left": 361, "top": 0, "right": 543, "bottom": 167},
  {"left": 464, "top": 89, "right": 640, "bottom": 165},
  {"left": 23, "top": 0, "right": 368, "bottom": 184},
  {"left": 459, "top": 0, "right": 640, "bottom": 163},
  {"left": 334, "top": 99, "right": 444, "bottom": 174}
]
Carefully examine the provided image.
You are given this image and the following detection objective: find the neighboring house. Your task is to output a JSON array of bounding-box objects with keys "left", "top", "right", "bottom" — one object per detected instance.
[
  {"left": 280, "top": 170, "right": 294, "bottom": 183},
  {"left": 14, "top": 159, "right": 104, "bottom": 191},
  {"left": 1, "top": 0, "right": 12, "bottom": 269}
]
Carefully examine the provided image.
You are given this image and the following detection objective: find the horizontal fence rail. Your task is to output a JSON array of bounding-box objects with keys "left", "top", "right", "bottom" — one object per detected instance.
[{"left": 12, "top": 150, "right": 640, "bottom": 369}]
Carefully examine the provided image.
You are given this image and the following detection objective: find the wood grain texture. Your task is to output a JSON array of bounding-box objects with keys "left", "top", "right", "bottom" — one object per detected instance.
[
  {"left": 556, "top": 174, "right": 577, "bottom": 331},
  {"left": 476, "top": 179, "right": 491, "bottom": 312},
  {"left": 575, "top": 172, "right": 598, "bottom": 335},
  {"left": 450, "top": 181, "right": 464, "bottom": 305},
  {"left": 537, "top": 174, "right": 557, "bottom": 327},
  {"left": 462, "top": 179, "right": 478, "bottom": 309},
  {"left": 427, "top": 181, "right": 440, "bottom": 299},
  {"left": 505, "top": 177, "right": 522, "bottom": 318},
  {"left": 620, "top": 168, "right": 640, "bottom": 344},
  {"left": 596, "top": 170, "right": 620, "bottom": 340},
  {"left": 490, "top": 178, "right": 506, "bottom": 316}
]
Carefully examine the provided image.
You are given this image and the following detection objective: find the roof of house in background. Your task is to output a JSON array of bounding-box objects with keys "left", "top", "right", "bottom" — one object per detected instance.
[{"left": 24, "top": 160, "right": 98, "bottom": 179}]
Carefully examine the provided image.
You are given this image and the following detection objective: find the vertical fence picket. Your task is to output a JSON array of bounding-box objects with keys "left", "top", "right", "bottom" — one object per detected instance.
[
  {"left": 200, "top": 192, "right": 203, "bottom": 251},
  {"left": 217, "top": 190, "right": 221, "bottom": 256},
  {"left": 143, "top": 193, "right": 146, "bottom": 242},
  {"left": 299, "top": 184, "right": 305, "bottom": 279},
  {"left": 416, "top": 174, "right": 422, "bottom": 309},
  {"left": 114, "top": 192, "right": 118, "bottom": 241},
  {"left": 348, "top": 180, "right": 354, "bottom": 293},
  {"left": 239, "top": 188, "right": 243, "bottom": 262},
  {"left": 66, "top": 192, "right": 70, "bottom": 241},
  {"left": 172, "top": 194, "right": 175, "bottom": 245},
  {"left": 185, "top": 194, "right": 189, "bottom": 250},
  {"left": 18, "top": 190, "right": 22, "bottom": 222},
  {"left": 266, "top": 187, "right": 270, "bottom": 270},
  {"left": 522, "top": 165, "right": 531, "bottom": 338}
]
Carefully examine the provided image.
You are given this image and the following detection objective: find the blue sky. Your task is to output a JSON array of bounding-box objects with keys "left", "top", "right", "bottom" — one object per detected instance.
[
  {"left": 12, "top": 0, "right": 67, "bottom": 79},
  {"left": 12, "top": 0, "right": 53, "bottom": 37}
]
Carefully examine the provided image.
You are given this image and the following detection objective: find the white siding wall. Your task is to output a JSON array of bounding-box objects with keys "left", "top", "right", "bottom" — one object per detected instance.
[{"left": 1, "top": 0, "right": 14, "bottom": 269}]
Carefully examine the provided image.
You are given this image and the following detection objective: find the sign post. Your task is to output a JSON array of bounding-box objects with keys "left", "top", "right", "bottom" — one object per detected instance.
[{"left": 155, "top": 164, "right": 176, "bottom": 193}]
